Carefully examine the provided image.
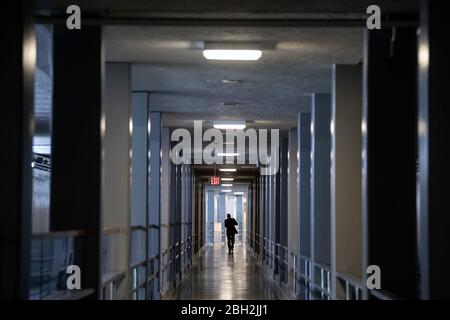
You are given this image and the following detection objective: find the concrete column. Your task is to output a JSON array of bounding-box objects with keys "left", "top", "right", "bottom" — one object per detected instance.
[
  {"left": 259, "top": 175, "right": 264, "bottom": 257},
  {"left": 102, "top": 63, "right": 131, "bottom": 299},
  {"left": 275, "top": 157, "right": 281, "bottom": 277},
  {"left": 270, "top": 171, "right": 277, "bottom": 270},
  {"left": 279, "top": 137, "right": 289, "bottom": 283},
  {"left": 169, "top": 158, "right": 177, "bottom": 284},
  {"left": 200, "top": 181, "right": 205, "bottom": 248},
  {"left": 192, "top": 174, "right": 198, "bottom": 253},
  {"left": 175, "top": 163, "right": 182, "bottom": 279},
  {"left": 288, "top": 128, "right": 298, "bottom": 267},
  {"left": 130, "top": 92, "right": 148, "bottom": 299},
  {"left": 297, "top": 112, "right": 312, "bottom": 297},
  {"left": 0, "top": 1, "right": 34, "bottom": 299},
  {"left": 236, "top": 195, "right": 243, "bottom": 225},
  {"left": 236, "top": 195, "right": 243, "bottom": 240},
  {"left": 148, "top": 112, "right": 161, "bottom": 299},
  {"left": 218, "top": 193, "right": 226, "bottom": 242},
  {"left": 160, "top": 127, "right": 170, "bottom": 294},
  {"left": 187, "top": 166, "right": 193, "bottom": 263},
  {"left": 331, "top": 65, "right": 363, "bottom": 299},
  {"left": 207, "top": 191, "right": 215, "bottom": 243},
  {"left": 418, "top": 0, "right": 450, "bottom": 300},
  {"left": 297, "top": 113, "right": 311, "bottom": 263},
  {"left": 180, "top": 166, "right": 184, "bottom": 252},
  {"left": 311, "top": 93, "right": 332, "bottom": 289},
  {"left": 363, "top": 28, "right": 418, "bottom": 299},
  {"left": 50, "top": 25, "right": 103, "bottom": 298}
]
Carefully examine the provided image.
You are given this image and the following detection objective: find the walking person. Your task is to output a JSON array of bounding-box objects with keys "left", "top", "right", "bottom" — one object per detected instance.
[{"left": 224, "top": 213, "right": 238, "bottom": 254}]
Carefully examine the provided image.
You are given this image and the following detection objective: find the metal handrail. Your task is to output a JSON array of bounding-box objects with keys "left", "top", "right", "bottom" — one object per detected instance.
[
  {"left": 254, "top": 232, "right": 333, "bottom": 299},
  {"left": 335, "top": 272, "right": 363, "bottom": 300}
]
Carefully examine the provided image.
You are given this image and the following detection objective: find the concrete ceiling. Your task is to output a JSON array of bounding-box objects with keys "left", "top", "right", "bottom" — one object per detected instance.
[
  {"left": 104, "top": 26, "right": 364, "bottom": 128},
  {"left": 35, "top": 1, "right": 419, "bottom": 130}
]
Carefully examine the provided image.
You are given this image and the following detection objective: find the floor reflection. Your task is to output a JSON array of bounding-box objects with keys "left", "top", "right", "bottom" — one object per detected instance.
[{"left": 167, "top": 243, "right": 285, "bottom": 300}]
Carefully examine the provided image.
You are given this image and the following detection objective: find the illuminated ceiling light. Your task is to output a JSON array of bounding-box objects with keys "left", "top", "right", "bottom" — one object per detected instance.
[
  {"left": 203, "top": 49, "right": 262, "bottom": 61},
  {"left": 221, "top": 189, "right": 232, "bottom": 193},
  {"left": 219, "top": 168, "right": 237, "bottom": 172},
  {"left": 217, "top": 152, "right": 240, "bottom": 157},
  {"left": 221, "top": 183, "right": 233, "bottom": 187},
  {"left": 213, "top": 121, "right": 246, "bottom": 130},
  {"left": 221, "top": 178, "right": 234, "bottom": 181},
  {"left": 234, "top": 192, "right": 244, "bottom": 195},
  {"left": 221, "top": 79, "right": 242, "bottom": 84}
]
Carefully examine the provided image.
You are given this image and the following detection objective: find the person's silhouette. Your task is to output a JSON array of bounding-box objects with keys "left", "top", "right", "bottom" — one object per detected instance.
[{"left": 224, "top": 213, "right": 238, "bottom": 254}]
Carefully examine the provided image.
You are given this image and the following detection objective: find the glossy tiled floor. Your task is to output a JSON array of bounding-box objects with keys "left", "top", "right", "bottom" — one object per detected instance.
[{"left": 167, "top": 243, "right": 285, "bottom": 300}]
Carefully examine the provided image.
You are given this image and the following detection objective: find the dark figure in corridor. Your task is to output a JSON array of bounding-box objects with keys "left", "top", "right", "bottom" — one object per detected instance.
[{"left": 224, "top": 214, "right": 238, "bottom": 254}]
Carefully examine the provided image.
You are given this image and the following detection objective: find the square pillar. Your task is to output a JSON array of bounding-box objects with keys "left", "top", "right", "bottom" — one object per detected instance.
[
  {"left": 148, "top": 112, "right": 161, "bottom": 299},
  {"left": 279, "top": 137, "right": 289, "bottom": 283},
  {"left": 418, "top": 0, "right": 450, "bottom": 300},
  {"left": 160, "top": 127, "right": 171, "bottom": 294},
  {"left": 51, "top": 26, "right": 104, "bottom": 298},
  {"left": 0, "top": 1, "right": 35, "bottom": 299},
  {"left": 297, "top": 112, "right": 311, "bottom": 297},
  {"left": 102, "top": 63, "right": 131, "bottom": 299},
  {"left": 311, "top": 93, "right": 332, "bottom": 293},
  {"left": 331, "top": 65, "right": 363, "bottom": 299},
  {"left": 207, "top": 190, "right": 215, "bottom": 243},
  {"left": 362, "top": 27, "right": 418, "bottom": 299},
  {"left": 288, "top": 128, "right": 298, "bottom": 291}
]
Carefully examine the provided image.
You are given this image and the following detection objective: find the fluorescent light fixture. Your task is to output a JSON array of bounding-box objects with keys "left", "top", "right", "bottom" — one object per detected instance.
[
  {"left": 222, "top": 79, "right": 242, "bottom": 84},
  {"left": 203, "top": 49, "right": 262, "bottom": 61},
  {"left": 221, "top": 189, "right": 232, "bottom": 193},
  {"left": 213, "top": 120, "right": 246, "bottom": 130},
  {"left": 217, "top": 152, "right": 240, "bottom": 157},
  {"left": 221, "top": 178, "right": 234, "bottom": 181},
  {"left": 221, "top": 183, "right": 233, "bottom": 187},
  {"left": 214, "top": 124, "right": 246, "bottom": 130},
  {"left": 234, "top": 192, "right": 244, "bottom": 195},
  {"left": 219, "top": 168, "right": 237, "bottom": 172}
]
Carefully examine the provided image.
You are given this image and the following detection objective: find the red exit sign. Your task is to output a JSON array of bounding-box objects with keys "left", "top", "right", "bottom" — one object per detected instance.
[{"left": 210, "top": 176, "right": 221, "bottom": 186}]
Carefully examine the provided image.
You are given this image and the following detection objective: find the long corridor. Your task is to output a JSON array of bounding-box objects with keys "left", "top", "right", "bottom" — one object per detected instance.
[
  {"left": 3, "top": 0, "right": 450, "bottom": 302},
  {"left": 167, "top": 244, "right": 286, "bottom": 300}
]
